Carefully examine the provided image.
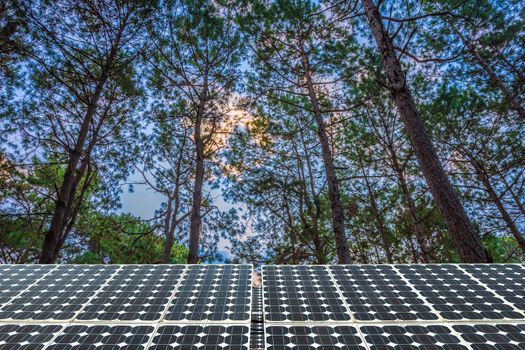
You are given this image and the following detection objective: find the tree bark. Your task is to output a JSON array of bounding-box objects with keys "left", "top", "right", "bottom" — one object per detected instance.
[
  {"left": 187, "top": 93, "right": 207, "bottom": 264},
  {"left": 162, "top": 196, "right": 175, "bottom": 263},
  {"left": 161, "top": 135, "right": 187, "bottom": 264},
  {"left": 361, "top": 0, "right": 489, "bottom": 262},
  {"left": 39, "top": 98, "right": 100, "bottom": 264},
  {"left": 472, "top": 160, "right": 525, "bottom": 254},
  {"left": 301, "top": 48, "right": 351, "bottom": 264}
]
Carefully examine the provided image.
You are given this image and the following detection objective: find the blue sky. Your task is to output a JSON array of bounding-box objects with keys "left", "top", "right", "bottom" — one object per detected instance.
[{"left": 119, "top": 172, "right": 235, "bottom": 259}]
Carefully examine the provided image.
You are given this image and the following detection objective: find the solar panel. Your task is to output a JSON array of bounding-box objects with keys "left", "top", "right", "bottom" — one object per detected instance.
[
  {"left": 0, "top": 265, "right": 54, "bottom": 305},
  {"left": 459, "top": 264, "right": 525, "bottom": 314},
  {"left": 395, "top": 264, "right": 523, "bottom": 320},
  {"left": 452, "top": 324, "right": 525, "bottom": 349},
  {"left": 46, "top": 324, "right": 154, "bottom": 350},
  {"left": 148, "top": 325, "right": 249, "bottom": 350},
  {"left": 0, "top": 265, "right": 119, "bottom": 321},
  {"left": 359, "top": 324, "right": 469, "bottom": 349},
  {"left": 165, "top": 265, "right": 252, "bottom": 322},
  {"left": 265, "top": 325, "right": 366, "bottom": 350},
  {"left": 262, "top": 265, "right": 350, "bottom": 322},
  {"left": 76, "top": 265, "right": 185, "bottom": 321},
  {"left": 0, "top": 324, "right": 62, "bottom": 350},
  {"left": 1, "top": 263, "right": 524, "bottom": 349},
  {"left": 330, "top": 265, "right": 438, "bottom": 321},
  {"left": 266, "top": 324, "right": 525, "bottom": 349}
]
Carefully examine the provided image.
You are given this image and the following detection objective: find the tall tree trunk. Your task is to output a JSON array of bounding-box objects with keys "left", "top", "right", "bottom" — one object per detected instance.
[
  {"left": 361, "top": 0, "right": 489, "bottom": 262},
  {"left": 298, "top": 125, "right": 326, "bottom": 264},
  {"left": 162, "top": 196, "right": 175, "bottom": 264},
  {"left": 310, "top": 197, "right": 325, "bottom": 264},
  {"left": 38, "top": 23, "right": 123, "bottom": 264},
  {"left": 388, "top": 147, "right": 431, "bottom": 263},
  {"left": 397, "top": 170, "right": 431, "bottom": 263},
  {"left": 52, "top": 127, "right": 102, "bottom": 263},
  {"left": 39, "top": 100, "right": 99, "bottom": 263},
  {"left": 362, "top": 168, "right": 393, "bottom": 263},
  {"left": 50, "top": 162, "right": 95, "bottom": 262},
  {"left": 162, "top": 137, "right": 186, "bottom": 264},
  {"left": 451, "top": 24, "right": 525, "bottom": 120},
  {"left": 284, "top": 194, "right": 299, "bottom": 261},
  {"left": 301, "top": 49, "right": 351, "bottom": 264},
  {"left": 472, "top": 160, "right": 525, "bottom": 254},
  {"left": 187, "top": 96, "right": 207, "bottom": 264}
]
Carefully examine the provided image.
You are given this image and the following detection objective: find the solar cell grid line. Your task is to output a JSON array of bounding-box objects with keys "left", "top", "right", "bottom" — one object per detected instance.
[
  {"left": 457, "top": 264, "right": 525, "bottom": 316},
  {"left": 329, "top": 265, "right": 439, "bottom": 322},
  {"left": 358, "top": 324, "right": 471, "bottom": 350},
  {"left": 452, "top": 323, "right": 525, "bottom": 349},
  {"left": 164, "top": 264, "right": 252, "bottom": 322},
  {"left": 265, "top": 325, "right": 366, "bottom": 350},
  {"left": 75, "top": 265, "right": 185, "bottom": 322},
  {"left": 0, "top": 324, "right": 63, "bottom": 350},
  {"left": 395, "top": 264, "right": 524, "bottom": 321},
  {"left": 262, "top": 265, "right": 351, "bottom": 322},
  {"left": 389, "top": 265, "right": 444, "bottom": 323},
  {"left": 148, "top": 324, "right": 250, "bottom": 350},
  {"left": 0, "top": 265, "right": 120, "bottom": 321},
  {"left": 0, "top": 265, "right": 57, "bottom": 308},
  {"left": 325, "top": 265, "right": 356, "bottom": 323},
  {"left": 43, "top": 324, "right": 155, "bottom": 350}
]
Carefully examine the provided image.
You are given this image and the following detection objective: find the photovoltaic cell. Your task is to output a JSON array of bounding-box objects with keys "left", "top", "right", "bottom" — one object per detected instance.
[
  {"left": 459, "top": 264, "right": 525, "bottom": 314},
  {"left": 0, "top": 324, "right": 62, "bottom": 350},
  {"left": 0, "top": 265, "right": 118, "bottom": 321},
  {"left": 452, "top": 324, "right": 525, "bottom": 349},
  {"left": 360, "top": 324, "right": 468, "bottom": 350},
  {"left": 263, "top": 266, "right": 350, "bottom": 322},
  {"left": 330, "top": 265, "right": 438, "bottom": 321},
  {"left": 165, "top": 265, "right": 251, "bottom": 322},
  {"left": 76, "top": 265, "right": 184, "bottom": 321},
  {"left": 0, "top": 265, "right": 54, "bottom": 305},
  {"left": 149, "top": 325, "right": 249, "bottom": 350},
  {"left": 265, "top": 325, "right": 365, "bottom": 350},
  {"left": 46, "top": 324, "right": 154, "bottom": 350},
  {"left": 396, "top": 264, "right": 523, "bottom": 320}
]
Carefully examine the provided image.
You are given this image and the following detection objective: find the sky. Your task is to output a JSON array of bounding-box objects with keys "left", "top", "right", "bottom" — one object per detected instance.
[{"left": 119, "top": 172, "right": 235, "bottom": 259}]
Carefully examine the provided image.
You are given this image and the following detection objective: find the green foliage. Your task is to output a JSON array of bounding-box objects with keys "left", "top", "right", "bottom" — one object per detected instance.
[
  {"left": 1, "top": 0, "right": 524, "bottom": 265},
  {"left": 69, "top": 213, "right": 188, "bottom": 264}
]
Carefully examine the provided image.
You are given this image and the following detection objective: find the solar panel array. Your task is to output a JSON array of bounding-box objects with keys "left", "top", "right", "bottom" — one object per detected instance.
[
  {"left": 1, "top": 263, "right": 525, "bottom": 349},
  {"left": 166, "top": 265, "right": 251, "bottom": 322},
  {"left": 0, "top": 264, "right": 252, "bottom": 350},
  {"left": 263, "top": 264, "right": 525, "bottom": 350},
  {"left": 77, "top": 265, "right": 185, "bottom": 321},
  {"left": 263, "top": 266, "right": 350, "bottom": 322}
]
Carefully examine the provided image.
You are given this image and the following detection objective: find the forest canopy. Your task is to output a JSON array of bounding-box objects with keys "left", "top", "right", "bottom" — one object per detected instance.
[{"left": 0, "top": 0, "right": 524, "bottom": 265}]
